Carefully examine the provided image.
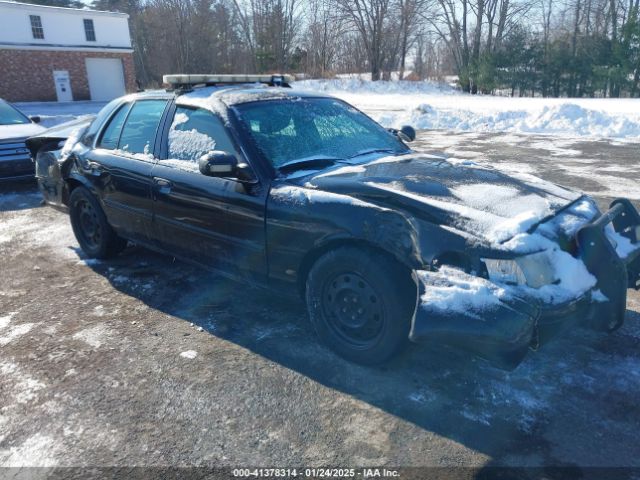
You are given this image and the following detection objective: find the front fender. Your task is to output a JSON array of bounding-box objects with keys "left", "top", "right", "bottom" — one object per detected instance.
[{"left": 265, "top": 185, "right": 425, "bottom": 283}]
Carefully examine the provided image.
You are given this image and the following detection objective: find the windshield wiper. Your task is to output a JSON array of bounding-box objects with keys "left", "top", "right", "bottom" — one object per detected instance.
[
  {"left": 278, "top": 156, "right": 343, "bottom": 173},
  {"left": 348, "top": 148, "right": 399, "bottom": 159}
]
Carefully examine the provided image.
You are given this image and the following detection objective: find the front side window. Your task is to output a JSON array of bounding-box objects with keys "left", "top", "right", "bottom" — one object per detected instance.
[
  {"left": 84, "top": 19, "right": 96, "bottom": 41},
  {"left": 117, "top": 100, "right": 168, "bottom": 155},
  {"left": 30, "top": 15, "right": 44, "bottom": 39},
  {"left": 0, "top": 101, "right": 30, "bottom": 125},
  {"left": 233, "top": 98, "right": 407, "bottom": 168},
  {"left": 164, "top": 106, "right": 238, "bottom": 172}
]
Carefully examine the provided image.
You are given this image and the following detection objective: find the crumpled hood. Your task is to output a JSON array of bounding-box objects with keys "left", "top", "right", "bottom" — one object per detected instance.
[
  {"left": 0, "top": 123, "right": 45, "bottom": 141},
  {"left": 298, "top": 153, "right": 583, "bottom": 244}
]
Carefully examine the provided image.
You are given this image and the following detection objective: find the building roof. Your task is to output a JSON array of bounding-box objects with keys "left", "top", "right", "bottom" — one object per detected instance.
[{"left": 0, "top": 1, "right": 129, "bottom": 18}]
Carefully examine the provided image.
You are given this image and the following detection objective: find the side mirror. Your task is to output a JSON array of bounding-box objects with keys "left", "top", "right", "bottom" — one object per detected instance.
[
  {"left": 198, "top": 151, "right": 256, "bottom": 182},
  {"left": 199, "top": 151, "right": 238, "bottom": 177},
  {"left": 398, "top": 125, "right": 416, "bottom": 142},
  {"left": 29, "top": 115, "right": 41, "bottom": 124}
]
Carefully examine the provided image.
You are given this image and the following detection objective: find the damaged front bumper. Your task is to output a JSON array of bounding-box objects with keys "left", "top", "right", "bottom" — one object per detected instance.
[{"left": 410, "top": 198, "right": 640, "bottom": 370}]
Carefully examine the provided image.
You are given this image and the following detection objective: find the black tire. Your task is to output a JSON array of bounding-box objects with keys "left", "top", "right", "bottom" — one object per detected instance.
[
  {"left": 305, "top": 246, "right": 416, "bottom": 365},
  {"left": 69, "top": 186, "right": 127, "bottom": 259}
]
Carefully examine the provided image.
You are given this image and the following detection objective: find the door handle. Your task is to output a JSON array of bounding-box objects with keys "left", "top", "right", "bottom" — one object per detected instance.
[{"left": 153, "top": 177, "right": 172, "bottom": 194}]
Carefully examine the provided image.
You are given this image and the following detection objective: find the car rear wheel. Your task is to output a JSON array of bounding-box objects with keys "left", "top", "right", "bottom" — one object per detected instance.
[
  {"left": 69, "top": 186, "right": 127, "bottom": 259},
  {"left": 305, "top": 246, "right": 416, "bottom": 365}
]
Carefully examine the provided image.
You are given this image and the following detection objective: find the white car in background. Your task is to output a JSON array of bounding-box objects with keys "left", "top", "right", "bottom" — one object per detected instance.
[{"left": 0, "top": 99, "right": 45, "bottom": 182}]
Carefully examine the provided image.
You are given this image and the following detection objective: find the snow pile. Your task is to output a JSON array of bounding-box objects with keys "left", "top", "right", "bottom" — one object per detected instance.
[
  {"left": 382, "top": 101, "right": 640, "bottom": 139},
  {"left": 297, "top": 79, "right": 640, "bottom": 140},
  {"left": 298, "top": 78, "right": 456, "bottom": 96}
]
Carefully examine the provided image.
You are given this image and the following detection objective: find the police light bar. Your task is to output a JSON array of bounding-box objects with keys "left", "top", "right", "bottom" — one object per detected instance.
[{"left": 163, "top": 74, "right": 295, "bottom": 87}]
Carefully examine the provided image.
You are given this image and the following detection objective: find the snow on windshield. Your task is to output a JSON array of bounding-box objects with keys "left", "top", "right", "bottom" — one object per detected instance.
[{"left": 233, "top": 98, "right": 406, "bottom": 168}]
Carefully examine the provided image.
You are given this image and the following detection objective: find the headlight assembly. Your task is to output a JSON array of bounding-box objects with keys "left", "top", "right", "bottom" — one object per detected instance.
[
  {"left": 482, "top": 259, "right": 527, "bottom": 286},
  {"left": 483, "top": 252, "right": 557, "bottom": 288}
]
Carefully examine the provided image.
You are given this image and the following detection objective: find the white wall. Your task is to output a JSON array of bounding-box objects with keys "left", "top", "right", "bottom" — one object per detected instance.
[{"left": 0, "top": 1, "right": 131, "bottom": 50}]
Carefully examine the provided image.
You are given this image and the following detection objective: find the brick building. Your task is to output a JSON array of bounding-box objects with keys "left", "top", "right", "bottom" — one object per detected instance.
[{"left": 0, "top": 0, "right": 136, "bottom": 102}]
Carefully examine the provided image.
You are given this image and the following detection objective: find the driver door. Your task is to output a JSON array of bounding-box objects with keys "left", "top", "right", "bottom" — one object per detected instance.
[{"left": 151, "top": 105, "right": 267, "bottom": 278}]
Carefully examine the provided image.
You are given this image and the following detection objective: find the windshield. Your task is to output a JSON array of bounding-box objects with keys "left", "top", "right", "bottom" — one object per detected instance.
[
  {"left": 0, "top": 101, "right": 30, "bottom": 125},
  {"left": 233, "top": 97, "right": 409, "bottom": 168}
]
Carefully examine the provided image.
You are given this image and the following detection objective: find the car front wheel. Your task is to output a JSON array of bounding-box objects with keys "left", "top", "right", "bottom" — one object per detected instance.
[
  {"left": 69, "top": 186, "right": 127, "bottom": 259},
  {"left": 305, "top": 246, "right": 416, "bottom": 365}
]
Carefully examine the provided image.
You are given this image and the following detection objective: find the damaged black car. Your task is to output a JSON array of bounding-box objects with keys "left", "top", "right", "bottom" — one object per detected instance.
[{"left": 27, "top": 74, "right": 640, "bottom": 369}]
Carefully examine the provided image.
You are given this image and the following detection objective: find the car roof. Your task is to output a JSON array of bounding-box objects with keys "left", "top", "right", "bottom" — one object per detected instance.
[{"left": 176, "top": 84, "right": 330, "bottom": 109}]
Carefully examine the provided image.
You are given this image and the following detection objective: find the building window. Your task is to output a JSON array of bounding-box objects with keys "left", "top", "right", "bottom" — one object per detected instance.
[
  {"left": 84, "top": 19, "right": 96, "bottom": 41},
  {"left": 30, "top": 15, "right": 44, "bottom": 39}
]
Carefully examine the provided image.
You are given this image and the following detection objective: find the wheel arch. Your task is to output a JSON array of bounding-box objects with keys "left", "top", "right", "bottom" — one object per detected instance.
[{"left": 296, "top": 237, "right": 417, "bottom": 298}]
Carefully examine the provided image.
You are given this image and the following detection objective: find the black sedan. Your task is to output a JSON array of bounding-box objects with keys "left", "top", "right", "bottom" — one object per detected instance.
[
  {"left": 0, "top": 99, "right": 44, "bottom": 181},
  {"left": 27, "top": 74, "right": 640, "bottom": 369}
]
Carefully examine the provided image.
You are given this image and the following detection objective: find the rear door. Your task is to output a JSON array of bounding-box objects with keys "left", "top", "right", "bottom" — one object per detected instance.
[
  {"left": 150, "top": 105, "right": 267, "bottom": 277},
  {"left": 87, "top": 98, "right": 169, "bottom": 242}
]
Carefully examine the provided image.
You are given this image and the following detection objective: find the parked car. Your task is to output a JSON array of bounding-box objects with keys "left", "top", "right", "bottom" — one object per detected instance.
[
  {"left": 27, "top": 74, "right": 640, "bottom": 369},
  {"left": 0, "top": 99, "right": 45, "bottom": 181}
]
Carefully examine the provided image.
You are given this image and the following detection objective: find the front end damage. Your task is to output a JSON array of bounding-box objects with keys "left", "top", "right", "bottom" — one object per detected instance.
[{"left": 410, "top": 198, "right": 640, "bottom": 369}]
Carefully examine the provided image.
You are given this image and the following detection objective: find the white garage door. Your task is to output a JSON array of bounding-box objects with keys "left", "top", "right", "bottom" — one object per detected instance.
[{"left": 85, "top": 58, "right": 126, "bottom": 101}]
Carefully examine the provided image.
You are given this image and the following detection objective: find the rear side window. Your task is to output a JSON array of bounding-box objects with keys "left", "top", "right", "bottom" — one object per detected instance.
[
  {"left": 118, "top": 100, "right": 168, "bottom": 155},
  {"left": 98, "top": 103, "right": 131, "bottom": 150}
]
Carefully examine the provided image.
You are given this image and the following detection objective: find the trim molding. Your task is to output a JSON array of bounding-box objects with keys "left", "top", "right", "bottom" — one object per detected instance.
[{"left": 0, "top": 43, "right": 133, "bottom": 53}]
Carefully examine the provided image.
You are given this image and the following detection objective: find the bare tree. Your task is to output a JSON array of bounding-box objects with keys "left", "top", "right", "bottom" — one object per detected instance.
[{"left": 332, "top": 0, "right": 394, "bottom": 80}]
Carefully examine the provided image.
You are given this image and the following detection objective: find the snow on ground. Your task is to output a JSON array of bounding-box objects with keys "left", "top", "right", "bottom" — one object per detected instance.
[
  {"left": 297, "top": 79, "right": 640, "bottom": 140},
  {"left": 14, "top": 79, "right": 640, "bottom": 141},
  {"left": 72, "top": 324, "right": 112, "bottom": 349}
]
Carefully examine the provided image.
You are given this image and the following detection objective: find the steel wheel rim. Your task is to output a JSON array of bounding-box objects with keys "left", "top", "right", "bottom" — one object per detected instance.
[
  {"left": 321, "top": 271, "right": 385, "bottom": 348},
  {"left": 76, "top": 198, "right": 102, "bottom": 250}
]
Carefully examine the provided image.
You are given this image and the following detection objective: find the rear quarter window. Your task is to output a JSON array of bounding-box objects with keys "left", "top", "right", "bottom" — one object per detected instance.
[
  {"left": 97, "top": 103, "right": 131, "bottom": 150},
  {"left": 82, "top": 98, "right": 122, "bottom": 146}
]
